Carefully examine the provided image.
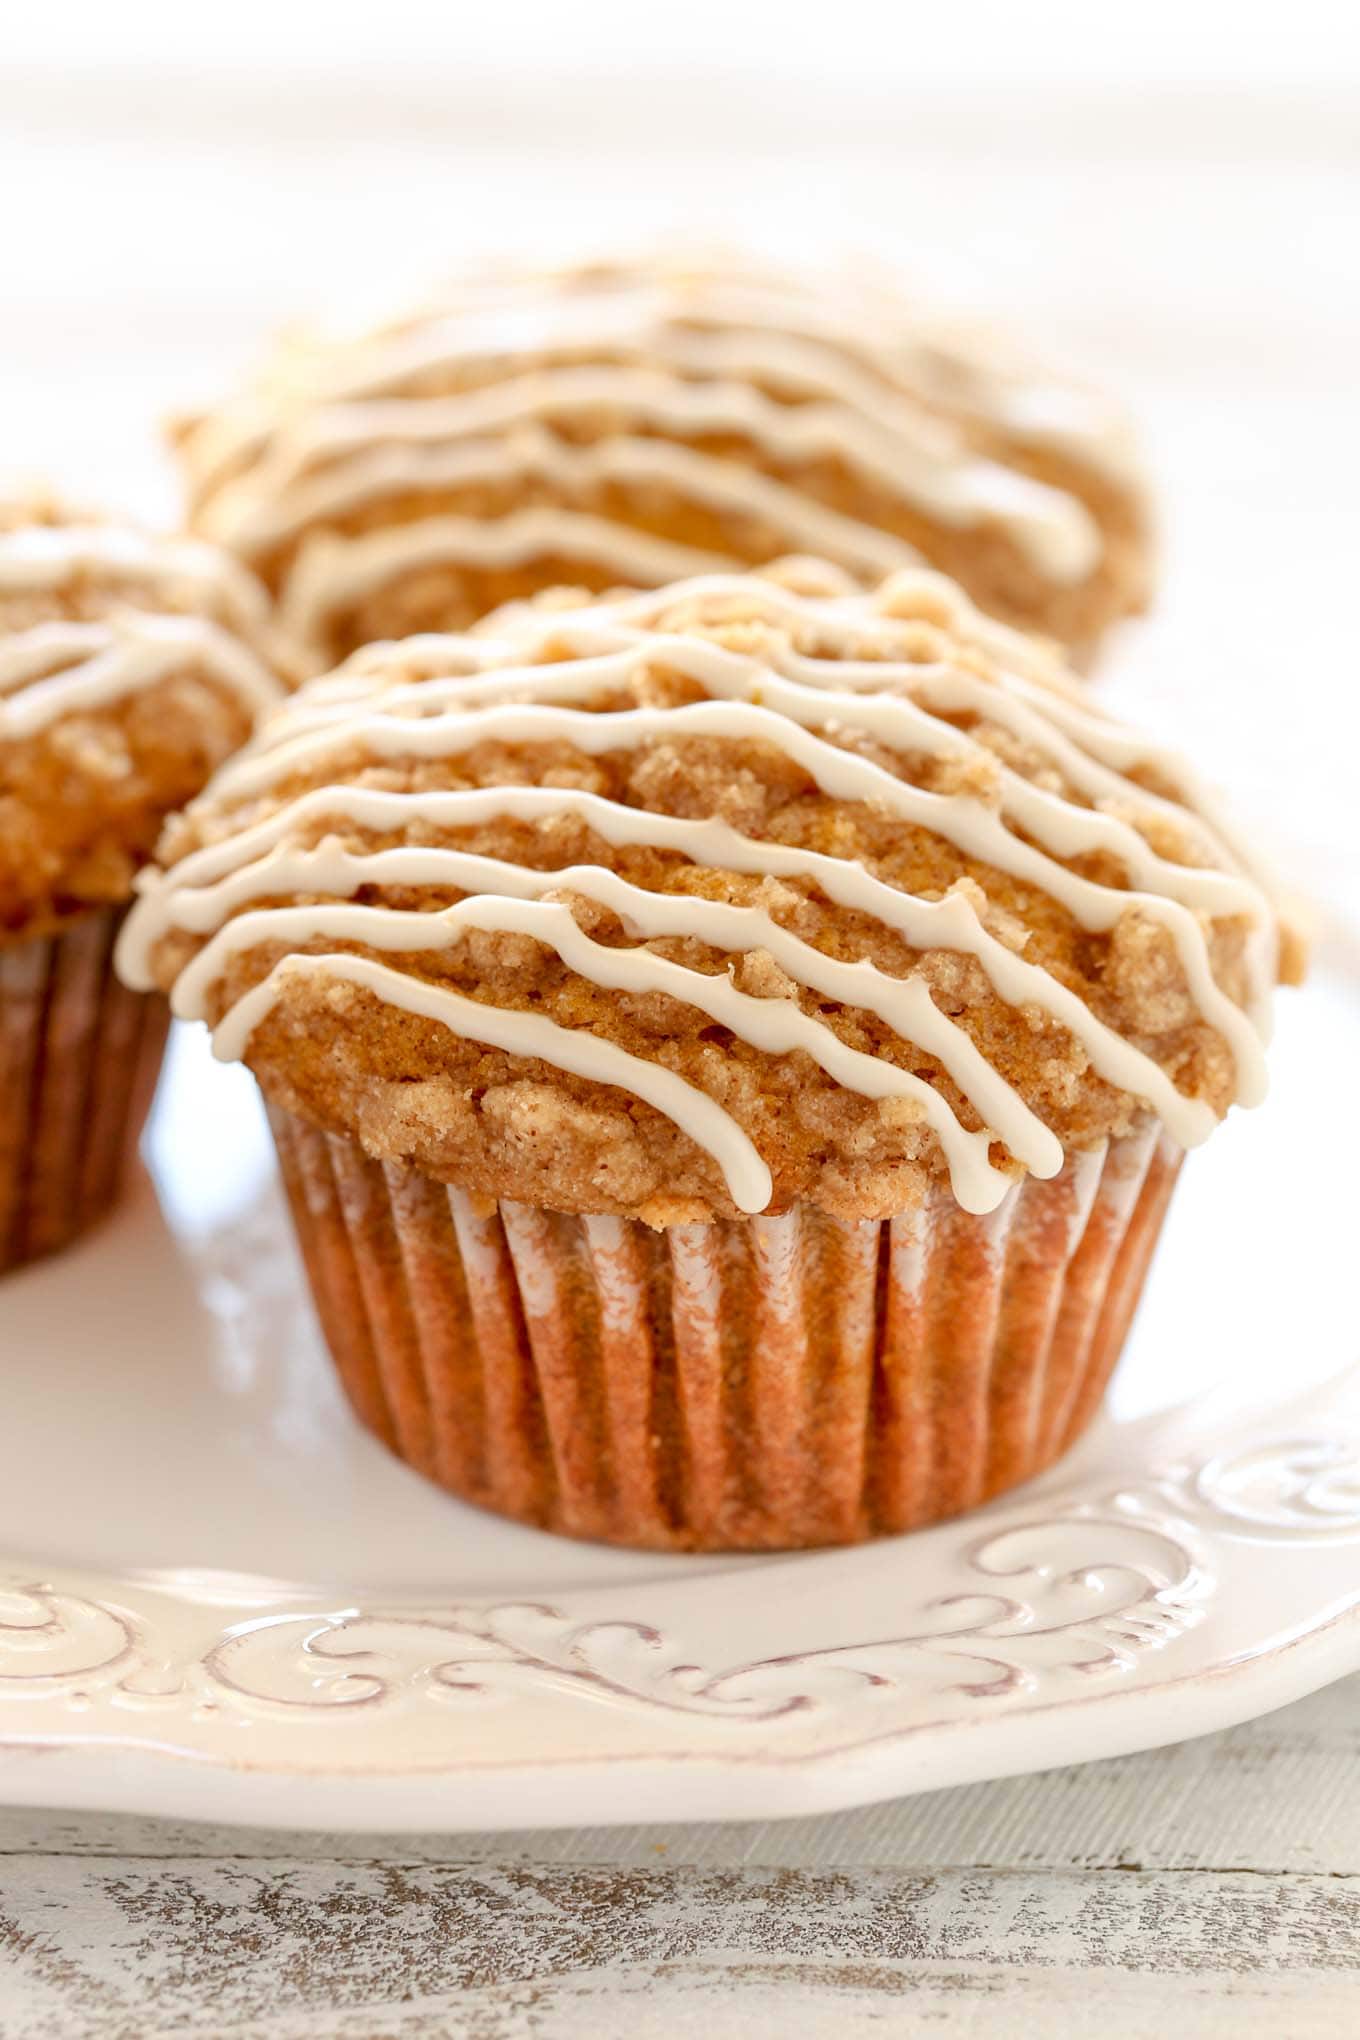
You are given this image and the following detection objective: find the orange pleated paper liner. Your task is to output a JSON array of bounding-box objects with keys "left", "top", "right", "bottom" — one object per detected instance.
[
  {"left": 269, "top": 1103, "right": 1181, "bottom": 1551},
  {"left": 0, "top": 905, "right": 169, "bottom": 1275}
]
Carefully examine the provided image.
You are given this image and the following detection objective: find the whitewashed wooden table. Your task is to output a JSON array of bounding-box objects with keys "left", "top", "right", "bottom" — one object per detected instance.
[
  {"left": 3, "top": 1677, "right": 1358, "bottom": 2036},
  {"left": 3, "top": 25, "right": 1359, "bottom": 2034}
]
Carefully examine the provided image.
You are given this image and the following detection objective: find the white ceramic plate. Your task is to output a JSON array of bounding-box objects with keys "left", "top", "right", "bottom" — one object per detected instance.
[{"left": 0, "top": 940, "right": 1356, "bottom": 1834}]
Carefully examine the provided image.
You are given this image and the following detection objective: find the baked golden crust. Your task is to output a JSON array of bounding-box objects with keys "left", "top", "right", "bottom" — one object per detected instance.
[
  {"left": 172, "top": 254, "right": 1154, "bottom": 676},
  {"left": 124, "top": 562, "right": 1281, "bottom": 1226},
  {"left": 0, "top": 493, "right": 281, "bottom": 938}
]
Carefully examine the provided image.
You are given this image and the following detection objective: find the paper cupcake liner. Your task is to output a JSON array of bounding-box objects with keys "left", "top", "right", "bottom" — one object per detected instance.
[
  {"left": 0, "top": 906, "right": 169, "bottom": 1275},
  {"left": 268, "top": 1105, "right": 1181, "bottom": 1551}
]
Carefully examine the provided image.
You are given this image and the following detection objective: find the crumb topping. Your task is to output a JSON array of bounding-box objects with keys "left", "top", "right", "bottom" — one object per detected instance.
[
  {"left": 172, "top": 253, "right": 1153, "bottom": 675},
  {"left": 122, "top": 561, "right": 1280, "bottom": 1224},
  {"left": 0, "top": 492, "right": 282, "bottom": 935}
]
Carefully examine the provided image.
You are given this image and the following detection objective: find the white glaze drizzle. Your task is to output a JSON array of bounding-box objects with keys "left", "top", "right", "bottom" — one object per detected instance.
[
  {"left": 0, "top": 611, "right": 279, "bottom": 737},
  {"left": 187, "top": 264, "right": 1141, "bottom": 490},
  {"left": 201, "top": 635, "right": 1275, "bottom": 1071},
  {"left": 219, "top": 950, "right": 774, "bottom": 1214},
  {"left": 358, "top": 567, "right": 1269, "bottom": 926},
  {"left": 245, "top": 648, "right": 1262, "bottom": 942},
  {"left": 216, "top": 424, "right": 917, "bottom": 579},
  {"left": 272, "top": 508, "right": 735, "bottom": 677},
  {"left": 207, "top": 364, "right": 1098, "bottom": 577},
  {"left": 154, "top": 846, "right": 1059, "bottom": 1185},
  {"left": 118, "top": 778, "right": 1220, "bottom": 1154},
  {"left": 185, "top": 891, "right": 1019, "bottom": 1209},
  {"left": 0, "top": 521, "right": 269, "bottom": 631},
  {"left": 122, "top": 572, "right": 1274, "bottom": 1216},
  {"left": 0, "top": 519, "right": 279, "bottom": 738},
  {"left": 201, "top": 365, "right": 1091, "bottom": 565},
  {"left": 178, "top": 258, "right": 1140, "bottom": 672}
]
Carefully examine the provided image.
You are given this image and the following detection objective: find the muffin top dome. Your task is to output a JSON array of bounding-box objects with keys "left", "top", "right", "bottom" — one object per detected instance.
[
  {"left": 0, "top": 493, "right": 281, "bottom": 938},
  {"left": 121, "top": 559, "right": 1283, "bottom": 1226},
  {"left": 172, "top": 252, "right": 1153, "bottom": 677}
]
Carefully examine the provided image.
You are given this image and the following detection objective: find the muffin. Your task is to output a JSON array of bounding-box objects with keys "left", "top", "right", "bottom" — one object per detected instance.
[
  {"left": 119, "top": 558, "right": 1283, "bottom": 1549},
  {"left": 171, "top": 252, "right": 1153, "bottom": 680},
  {"left": 0, "top": 492, "right": 280, "bottom": 1272}
]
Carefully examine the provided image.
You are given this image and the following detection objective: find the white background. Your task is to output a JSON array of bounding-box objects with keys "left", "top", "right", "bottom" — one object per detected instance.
[{"left": 2, "top": 0, "right": 1358, "bottom": 901}]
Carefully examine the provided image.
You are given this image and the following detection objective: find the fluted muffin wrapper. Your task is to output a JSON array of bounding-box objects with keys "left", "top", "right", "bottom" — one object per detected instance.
[
  {"left": 0, "top": 905, "right": 169, "bottom": 1275},
  {"left": 268, "top": 1105, "right": 1181, "bottom": 1551}
]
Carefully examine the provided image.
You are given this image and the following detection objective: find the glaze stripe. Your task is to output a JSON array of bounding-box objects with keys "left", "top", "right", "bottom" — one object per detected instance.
[
  {"left": 178, "top": 258, "right": 1140, "bottom": 672},
  {"left": 272, "top": 510, "right": 735, "bottom": 673},
  {"left": 206, "top": 426, "right": 920, "bottom": 584},
  {"left": 205, "top": 365, "right": 1100, "bottom": 582},
  {"left": 200, "top": 654, "right": 1273, "bottom": 1095},
  {"left": 0, "top": 612, "right": 279, "bottom": 737},
  {"left": 122, "top": 570, "right": 1271, "bottom": 1217},
  {"left": 116, "top": 781, "right": 1222, "bottom": 1151},
  {"left": 0, "top": 522, "right": 268, "bottom": 623},
  {"left": 157, "top": 851, "right": 1064, "bottom": 1182},
  {"left": 216, "top": 949, "right": 775, "bottom": 1214}
]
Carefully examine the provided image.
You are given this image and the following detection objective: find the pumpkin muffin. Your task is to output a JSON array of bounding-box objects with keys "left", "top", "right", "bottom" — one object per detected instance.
[
  {"left": 120, "top": 558, "right": 1285, "bottom": 1549},
  {"left": 170, "top": 252, "right": 1153, "bottom": 680},
  {"left": 0, "top": 491, "right": 280, "bottom": 1272}
]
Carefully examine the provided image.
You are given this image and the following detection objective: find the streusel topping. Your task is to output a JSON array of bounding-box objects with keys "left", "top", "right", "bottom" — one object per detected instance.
[
  {"left": 121, "top": 561, "right": 1280, "bottom": 1225},
  {"left": 172, "top": 252, "right": 1152, "bottom": 675},
  {"left": 0, "top": 493, "right": 281, "bottom": 935}
]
